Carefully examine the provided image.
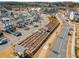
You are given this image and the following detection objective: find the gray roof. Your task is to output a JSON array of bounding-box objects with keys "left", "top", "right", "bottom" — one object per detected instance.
[
  {"left": 75, "top": 15, "right": 79, "bottom": 19},
  {"left": 15, "top": 45, "right": 26, "bottom": 54}
]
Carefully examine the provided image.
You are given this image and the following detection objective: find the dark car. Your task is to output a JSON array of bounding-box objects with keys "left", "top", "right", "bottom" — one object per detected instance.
[
  {"left": 14, "top": 32, "right": 22, "bottom": 37},
  {"left": 53, "top": 50, "right": 59, "bottom": 55},
  {"left": 66, "top": 20, "right": 69, "bottom": 22},
  {"left": 0, "top": 32, "right": 3, "bottom": 37},
  {"left": 0, "top": 38, "right": 8, "bottom": 45},
  {"left": 68, "top": 32, "right": 72, "bottom": 36},
  {"left": 0, "top": 32, "right": 8, "bottom": 45},
  {"left": 34, "top": 25, "right": 38, "bottom": 28}
]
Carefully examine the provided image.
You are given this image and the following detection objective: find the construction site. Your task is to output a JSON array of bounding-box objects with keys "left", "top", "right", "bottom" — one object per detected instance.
[{"left": 0, "top": 2, "right": 79, "bottom": 58}]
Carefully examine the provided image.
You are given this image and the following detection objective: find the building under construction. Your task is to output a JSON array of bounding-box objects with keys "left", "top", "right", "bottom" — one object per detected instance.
[{"left": 0, "top": 2, "right": 60, "bottom": 58}]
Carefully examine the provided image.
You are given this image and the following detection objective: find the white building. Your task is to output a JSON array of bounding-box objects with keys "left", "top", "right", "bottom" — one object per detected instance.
[{"left": 69, "top": 11, "right": 74, "bottom": 20}]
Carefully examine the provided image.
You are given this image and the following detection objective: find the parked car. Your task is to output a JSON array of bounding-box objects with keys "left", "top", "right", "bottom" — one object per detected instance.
[
  {"left": 0, "top": 38, "right": 8, "bottom": 45},
  {"left": 0, "top": 32, "right": 8, "bottom": 45}
]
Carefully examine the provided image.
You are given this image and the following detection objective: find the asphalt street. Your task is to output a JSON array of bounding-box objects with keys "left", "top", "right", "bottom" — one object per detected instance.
[{"left": 49, "top": 13, "right": 70, "bottom": 58}]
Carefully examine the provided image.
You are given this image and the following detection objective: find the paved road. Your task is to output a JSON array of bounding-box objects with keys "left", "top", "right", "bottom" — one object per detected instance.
[{"left": 49, "top": 13, "right": 70, "bottom": 58}]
